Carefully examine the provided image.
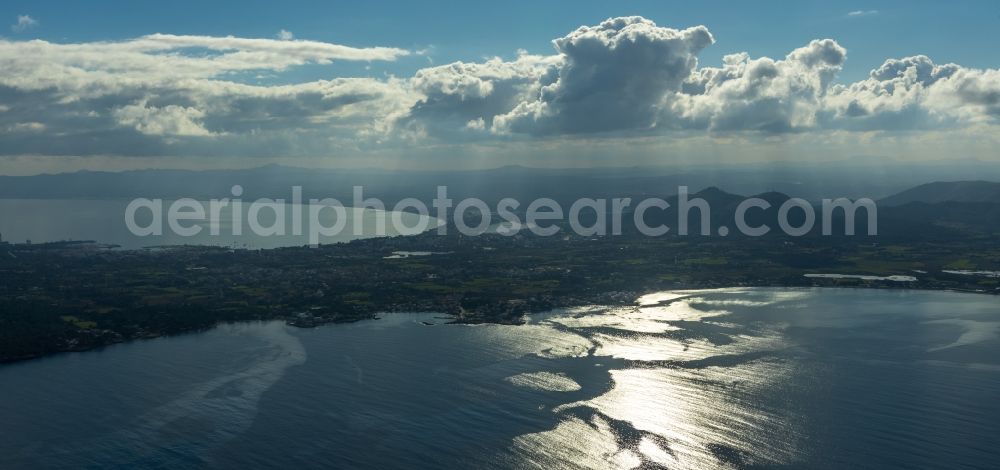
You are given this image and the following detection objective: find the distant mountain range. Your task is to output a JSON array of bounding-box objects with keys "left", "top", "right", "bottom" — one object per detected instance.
[
  {"left": 2, "top": 164, "right": 1000, "bottom": 204},
  {"left": 631, "top": 184, "right": 1000, "bottom": 240},
  {"left": 1, "top": 165, "right": 997, "bottom": 241},
  {"left": 879, "top": 181, "right": 1000, "bottom": 206}
]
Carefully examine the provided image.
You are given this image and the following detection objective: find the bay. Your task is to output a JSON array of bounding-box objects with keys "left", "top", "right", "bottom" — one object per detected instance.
[{"left": 1, "top": 288, "right": 998, "bottom": 468}]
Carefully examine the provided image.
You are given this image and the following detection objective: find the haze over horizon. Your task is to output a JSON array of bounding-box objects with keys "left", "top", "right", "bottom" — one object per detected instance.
[{"left": 2, "top": 1, "right": 1000, "bottom": 175}]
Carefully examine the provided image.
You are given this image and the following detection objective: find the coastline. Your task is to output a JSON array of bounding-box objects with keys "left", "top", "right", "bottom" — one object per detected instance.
[
  {"left": 2, "top": 283, "right": 994, "bottom": 366},
  {"left": 3, "top": 224, "right": 999, "bottom": 365}
]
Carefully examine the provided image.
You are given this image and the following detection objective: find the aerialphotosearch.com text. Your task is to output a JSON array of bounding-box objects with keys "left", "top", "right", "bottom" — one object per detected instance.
[{"left": 125, "top": 185, "right": 878, "bottom": 245}]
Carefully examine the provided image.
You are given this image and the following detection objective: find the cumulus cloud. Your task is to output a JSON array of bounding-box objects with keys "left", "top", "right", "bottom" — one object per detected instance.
[
  {"left": 396, "top": 53, "right": 560, "bottom": 139},
  {"left": 11, "top": 15, "right": 37, "bottom": 33},
  {"left": 1, "top": 16, "right": 999, "bottom": 161},
  {"left": 396, "top": 18, "right": 1000, "bottom": 140},
  {"left": 394, "top": 19, "right": 854, "bottom": 136},
  {"left": 113, "top": 102, "right": 213, "bottom": 136},
  {"left": 944, "top": 69, "right": 1000, "bottom": 118},
  {"left": 675, "top": 39, "right": 847, "bottom": 132},
  {"left": 821, "top": 55, "right": 999, "bottom": 130},
  {"left": 276, "top": 29, "right": 294, "bottom": 41},
  {"left": 493, "top": 16, "right": 714, "bottom": 135}
]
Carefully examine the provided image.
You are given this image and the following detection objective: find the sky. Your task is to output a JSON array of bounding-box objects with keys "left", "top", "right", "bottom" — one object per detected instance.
[{"left": 1, "top": 0, "right": 1000, "bottom": 175}]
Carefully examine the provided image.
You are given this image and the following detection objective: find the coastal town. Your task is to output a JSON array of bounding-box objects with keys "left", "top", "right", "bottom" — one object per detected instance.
[{"left": 2, "top": 221, "right": 998, "bottom": 363}]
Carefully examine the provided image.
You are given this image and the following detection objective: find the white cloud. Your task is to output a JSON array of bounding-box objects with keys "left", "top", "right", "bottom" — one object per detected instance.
[
  {"left": 675, "top": 39, "right": 847, "bottom": 132},
  {"left": 0, "top": 16, "right": 998, "bottom": 162},
  {"left": 396, "top": 53, "right": 560, "bottom": 139},
  {"left": 113, "top": 102, "right": 213, "bottom": 136},
  {"left": 493, "top": 16, "right": 714, "bottom": 135},
  {"left": 5, "top": 122, "right": 46, "bottom": 133},
  {"left": 11, "top": 14, "right": 37, "bottom": 32},
  {"left": 397, "top": 19, "right": 1000, "bottom": 141},
  {"left": 0, "top": 33, "right": 408, "bottom": 95},
  {"left": 276, "top": 29, "right": 294, "bottom": 41},
  {"left": 847, "top": 10, "right": 879, "bottom": 17},
  {"left": 0, "top": 32, "right": 417, "bottom": 157},
  {"left": 822, "top": 55, "right": 997, "bottom": 130},
  {"left": 465, "top": 117, "right": 486, "bottom": 130}
]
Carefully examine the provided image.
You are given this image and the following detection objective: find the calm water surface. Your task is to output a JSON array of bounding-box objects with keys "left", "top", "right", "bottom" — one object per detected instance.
[
  {"left": 0, "top": 199, "right": 435, "bottom": 249},
  {"left": 0, "top": 288, "right": 998, "bottom": 469}
]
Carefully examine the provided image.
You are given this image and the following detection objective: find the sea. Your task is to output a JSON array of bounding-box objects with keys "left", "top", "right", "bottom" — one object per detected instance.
[
  {"left": 1, "top": 288, "right": 998, "bottom": 469},
  {"left": 0, "top": 198, "right": 436, "bottom": 249}
]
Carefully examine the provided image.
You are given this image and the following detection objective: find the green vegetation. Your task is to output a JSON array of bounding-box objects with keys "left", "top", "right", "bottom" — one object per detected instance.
[{"left": 1, "top": 223, "right": 998, "bottom": 364}]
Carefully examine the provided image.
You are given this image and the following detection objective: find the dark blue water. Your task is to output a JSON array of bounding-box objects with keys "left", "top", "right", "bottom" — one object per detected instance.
[{"left": 1, "top": 288, "right": 998, "bottom": 469}]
